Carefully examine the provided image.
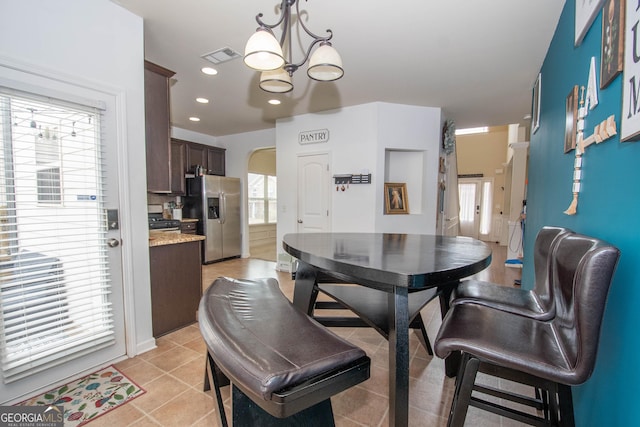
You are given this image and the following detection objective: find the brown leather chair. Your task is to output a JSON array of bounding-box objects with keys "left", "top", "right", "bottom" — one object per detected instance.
[
  {"left": 451, "top": 226, "right": 572, "bottom": 320},
  {"left": 434, "top": 233, "right": 620, "bottom": 426}
]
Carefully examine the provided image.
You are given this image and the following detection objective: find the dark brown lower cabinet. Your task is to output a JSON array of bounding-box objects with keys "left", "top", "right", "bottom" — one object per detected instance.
[{"left": 149, "top": 241, "right": 202, "bottom": 337}]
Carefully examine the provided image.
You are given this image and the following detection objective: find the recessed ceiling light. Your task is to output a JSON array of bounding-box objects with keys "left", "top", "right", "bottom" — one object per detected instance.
[
  {"left": 196, "top": 97, "right": 209, "bottom": 104},
  {"left": 201, "top": 67, "right": 218, "bottom": 76},
  {"left": 268, "top": 99, "right": 281, "bottom": 105},
  {"left": 189, "top": 117, "right": 201, "bottom": 122}
]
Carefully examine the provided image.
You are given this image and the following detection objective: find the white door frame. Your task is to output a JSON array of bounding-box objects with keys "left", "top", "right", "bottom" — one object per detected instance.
[
  {"left": 458, "top": 177, "right": 493, "bottom": 241},
  {"left": 0, "top": 58, "right": 134, "bottom": 402}
]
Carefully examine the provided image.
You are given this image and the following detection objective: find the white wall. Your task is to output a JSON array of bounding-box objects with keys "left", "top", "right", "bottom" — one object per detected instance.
[
  {"left": 172, "top": 126, "right": 218, "bottom": 146},
  {"left": 276, "top": 102, "right": 442, "bottom": 260},
  {"left": 218, "top": 128, "right": 276, "bottom": 257},
  {"left": 375, "top": 103, "right": 442, "bottom": 233},
  {"left": 0, "top": 0, "right": 151, "bottom": 399},
  {"left": 276, "top": 104, "right": 378, "bottom": 245}
]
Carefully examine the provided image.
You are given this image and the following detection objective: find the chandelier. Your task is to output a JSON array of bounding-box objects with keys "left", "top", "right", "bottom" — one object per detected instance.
[{"left": 243, "top": 0, "right": 343, "bottom": 93}]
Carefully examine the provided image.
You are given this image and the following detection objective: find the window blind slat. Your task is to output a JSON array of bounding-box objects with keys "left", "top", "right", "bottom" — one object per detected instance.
[{"left": 0, "top": 87, "right": 115, "bottom": 383}]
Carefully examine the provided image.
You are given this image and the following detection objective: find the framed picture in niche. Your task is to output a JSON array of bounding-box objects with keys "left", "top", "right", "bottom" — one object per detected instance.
[
  {"left": 531, "top": 73, "right": 541, "bottom": 135},
  {"left": 384, "top": 183, "right": 409, "bottom": 214},
  {"left": 601, "top": 0, "right": 625, "bottom": 89},
  {"left": 565, "top": 85, "right": 579, "bottom": 153},
  {"left": 576, "top": 0, "right": 606, "bottom": 46}
]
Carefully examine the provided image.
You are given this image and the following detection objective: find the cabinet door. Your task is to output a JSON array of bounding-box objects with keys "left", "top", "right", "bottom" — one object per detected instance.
[
  {"left": 207, "top": 147, "right": 226, "bottom": 176},
  {"left": 170, "top": 139, "right": 186, "bottom": 194},
  {"left": 144, "top": 61, "right": 175, "bottom": 193},
  {"left": 180, "top": 222, "right": 197, "bottom": 234},
  {"left": 186, "top": 143, "right": 207, "bottom": 173},
  {"left": 149, "top": 242, "right": 202, "bottom": 337}
]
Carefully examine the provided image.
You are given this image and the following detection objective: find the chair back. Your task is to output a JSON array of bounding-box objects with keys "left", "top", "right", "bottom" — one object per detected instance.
[
  {"left": 551, "top": 233, "right": 620, "bottom": 384},
  {"left": 532, "top": 226, "right": 572, "bottom": 312}
]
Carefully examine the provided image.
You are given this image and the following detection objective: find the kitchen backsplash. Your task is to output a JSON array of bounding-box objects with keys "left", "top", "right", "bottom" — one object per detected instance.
[
  {"left": 147, "top": 193, "right": 177, "bottom": 206},
  {"left": 147, "top": 193, "right": 184, "bottom": 219}
]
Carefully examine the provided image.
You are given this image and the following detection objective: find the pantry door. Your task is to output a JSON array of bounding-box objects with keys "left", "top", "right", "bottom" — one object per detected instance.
[
  {"left": 296, "top": 153, "right": 331, "bottom": 233},
  {"left": 0, "top": 63, "right": 126, "bottom": 402}
]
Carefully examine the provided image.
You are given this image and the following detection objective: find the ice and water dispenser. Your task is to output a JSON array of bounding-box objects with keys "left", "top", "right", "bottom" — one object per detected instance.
[{"left": 207, "top": 197, "right": 219, "bottom": 220}]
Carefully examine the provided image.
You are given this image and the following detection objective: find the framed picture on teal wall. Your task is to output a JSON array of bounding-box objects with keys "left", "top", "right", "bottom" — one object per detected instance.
[
  {"left": 601, "top": 0, "right": 625, "bottom": 89},
  {"left": 531, "top": 73, "right": 541, "bottom": 135},
  {"left": 565, "top": 85, "right": 579, "bottom": 153},
  {"left": 576, "top": 0, "right": 606, "bottom": 46}
]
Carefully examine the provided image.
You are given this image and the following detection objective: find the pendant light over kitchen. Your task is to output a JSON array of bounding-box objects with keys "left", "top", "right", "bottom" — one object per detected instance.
[{"left": 243, "top": 0, "right": 343, "bottom": 93}]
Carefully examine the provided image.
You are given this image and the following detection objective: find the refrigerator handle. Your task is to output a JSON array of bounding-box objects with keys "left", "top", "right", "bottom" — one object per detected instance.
[{"left": 220, "top": 192, "right": 226, "bottom": 224}]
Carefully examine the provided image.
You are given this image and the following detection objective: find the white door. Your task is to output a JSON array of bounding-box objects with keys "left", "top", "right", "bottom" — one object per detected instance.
[
  {"left": 458, "top": 178, "right": 493, "bottom": 241},
  {"left": 458, "top": 180, "right": 480, "bottom": 239},
  {"left": 0, "top": 66, "right": 126, "bottom": 401},
  {"left": 297, "top": 153, "right": 330, "bottom": 232}
]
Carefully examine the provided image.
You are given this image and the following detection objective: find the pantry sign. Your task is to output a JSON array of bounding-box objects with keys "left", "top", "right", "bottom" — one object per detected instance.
[{"left": 299, "top": 129, "right": 329, "bottom": 145}]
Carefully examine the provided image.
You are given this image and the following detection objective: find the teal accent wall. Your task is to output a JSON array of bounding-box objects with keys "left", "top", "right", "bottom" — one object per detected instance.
[{"left": 523, "top": 1, "right": 640, "bottom": 425}]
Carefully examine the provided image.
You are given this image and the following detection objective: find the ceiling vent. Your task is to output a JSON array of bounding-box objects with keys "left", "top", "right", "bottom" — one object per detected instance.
[{"left": 201, "top": 47, "right": 241, "bottom": 64}]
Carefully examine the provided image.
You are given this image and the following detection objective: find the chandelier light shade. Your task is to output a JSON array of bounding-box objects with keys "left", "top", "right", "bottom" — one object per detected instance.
[
  {"left": 244, "top": 0, "right": 343, "bottom": 93},
  {"left": 307, "top": 42, "right": 343, "bottom": 81},
  {"left": 260, "top": 68, "right": 293, "bottom": 93},
  {"left": 244, "top": 29, "right": 284, "bottom": 71}
]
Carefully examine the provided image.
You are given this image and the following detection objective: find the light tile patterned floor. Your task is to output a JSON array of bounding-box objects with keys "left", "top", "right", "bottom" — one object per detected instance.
[{"left": 96, "top": 243, "right": 531, "bottom": 426}]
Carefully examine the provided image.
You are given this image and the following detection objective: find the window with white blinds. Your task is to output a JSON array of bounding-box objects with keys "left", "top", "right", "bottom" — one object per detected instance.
[
  {"left": 247, "top": 173, "right": 277, "bottom": 224},
  {"left": 0, "top": 88, "right": 114, "bottom": 383}
]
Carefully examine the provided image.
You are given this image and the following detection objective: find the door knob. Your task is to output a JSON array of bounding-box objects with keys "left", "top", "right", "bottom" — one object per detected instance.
[
  {"left": 297, "top": 219, "right": 303, "bottom": 223},
  {"left": 107, "top": 238, "right": 120, "bottom": 248}
]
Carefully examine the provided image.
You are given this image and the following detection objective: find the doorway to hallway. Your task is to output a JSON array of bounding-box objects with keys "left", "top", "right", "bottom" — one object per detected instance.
[{"left": 247, "top": 147, "right": 277, "bottom": 262}]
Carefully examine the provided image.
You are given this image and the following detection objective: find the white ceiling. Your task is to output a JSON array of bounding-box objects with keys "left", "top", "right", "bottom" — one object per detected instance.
[{"left": 113, "top": 0, "right": 565, "bottom": 137}]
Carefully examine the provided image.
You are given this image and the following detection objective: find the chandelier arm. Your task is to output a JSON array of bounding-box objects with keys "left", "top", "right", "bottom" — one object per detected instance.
[
  {"left": 281, "top": 0, "right": 332, "bottom": 70},
  {"left": 254, "top": 0, "right": 290, "bottom": 31},
  {"left": 295, "top": 0, "right": 333, "bottom": 43},
  {"left": 286, "top": 36, "right": 326, "bottom": 71},
  {"left": 283, "top": 5, "right": 292, "bottom": 64}
]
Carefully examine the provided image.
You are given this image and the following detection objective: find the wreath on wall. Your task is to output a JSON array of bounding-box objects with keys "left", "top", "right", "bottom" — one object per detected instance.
[{"left": 442, "top": 119, "right": 456, "bottom": 155}]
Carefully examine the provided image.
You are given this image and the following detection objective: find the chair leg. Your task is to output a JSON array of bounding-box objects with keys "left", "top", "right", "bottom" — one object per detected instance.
[
  {"left": 448, "top": 352, "right": 480, "bottom": 427},
  {"left": 203, "top": 357, "right": 211, "bottom": 392},
  {"left": 416, "top": 313, "right": 433, "bottom": 356},
  {"left": 534, "top": 387, "right": 551, "bottom": 420},
  {"left": 558, "top": 384, "right": 575, "bottom": 427},
  {"left": 206, "top": 352, "right": 229, "bottom": 427}
]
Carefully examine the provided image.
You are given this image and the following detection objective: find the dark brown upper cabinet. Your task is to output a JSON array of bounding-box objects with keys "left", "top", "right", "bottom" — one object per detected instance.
[
  {"left": 170, "top": 139, "right": 186, "bottom": 195},
  {"left": 144, "top": 61, "right": 175, "bottom": 193}
]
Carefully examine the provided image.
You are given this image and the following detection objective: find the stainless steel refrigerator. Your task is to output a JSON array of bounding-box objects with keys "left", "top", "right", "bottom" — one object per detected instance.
[{"left": 184, "top": 175, "right": 241, "bottom": 263}]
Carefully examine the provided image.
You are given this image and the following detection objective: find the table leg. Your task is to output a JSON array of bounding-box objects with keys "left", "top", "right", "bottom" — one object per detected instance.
[
  {"left": 388, "top": 286, "right": 409, "bottom": 427},
  {"left": 292, "top": 261, "right": 319, "bottom": 315},
  {"left": 438, "top": 281, "right": 461, "bottom": 377}
]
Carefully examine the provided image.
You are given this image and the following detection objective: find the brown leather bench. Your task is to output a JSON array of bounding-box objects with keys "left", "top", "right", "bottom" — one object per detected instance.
[{"left": 199, "top": 276, "right": 370, "bottom": 427}]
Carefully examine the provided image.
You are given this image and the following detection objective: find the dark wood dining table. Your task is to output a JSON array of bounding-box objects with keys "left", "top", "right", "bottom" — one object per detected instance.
[{"left": 283, "top": 232, "right": 492, "bottom": 427}]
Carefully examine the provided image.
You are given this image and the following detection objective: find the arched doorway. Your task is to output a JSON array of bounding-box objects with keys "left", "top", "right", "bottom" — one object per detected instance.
[{"left": 247, "top": 147, "right": 277, "bottom": 261}]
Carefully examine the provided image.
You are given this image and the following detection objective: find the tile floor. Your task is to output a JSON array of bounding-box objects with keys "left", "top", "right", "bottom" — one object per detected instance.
[{"left": 96, "top": 243, "right": 532, "bottom": 426}]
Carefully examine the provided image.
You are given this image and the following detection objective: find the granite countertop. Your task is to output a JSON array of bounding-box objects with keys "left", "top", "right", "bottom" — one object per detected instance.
[
  {"left": 181, "top": 218, "right": 199, "bottom": 223},
  {"left": 149, "top": 232, "right": 205, "bottom": 247}
]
